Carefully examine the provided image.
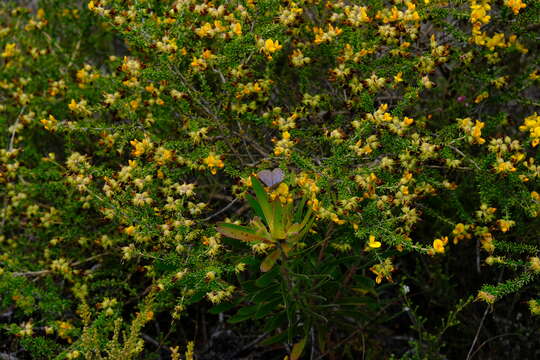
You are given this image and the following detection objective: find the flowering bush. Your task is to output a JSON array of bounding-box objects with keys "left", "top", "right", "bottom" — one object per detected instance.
[{"left": 0, "top": 0, "right": 539, "bottom": 358}]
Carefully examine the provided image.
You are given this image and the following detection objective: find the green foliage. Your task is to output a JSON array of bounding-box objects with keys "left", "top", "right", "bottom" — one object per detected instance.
[{"left": 0, "top": 0, "right": 539, "bottom": 358}]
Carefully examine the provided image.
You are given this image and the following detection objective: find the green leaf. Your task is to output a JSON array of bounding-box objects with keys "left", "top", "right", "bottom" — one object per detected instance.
[
  {"left": 254, "top": 298, "right": 282, "bottom": 320},
  {"left": 208, "top": 300, "right": 238, "bottom": 315},
  {"left": 297, "top": 215, "right": 315, "bottom": 240},
  {"left": 255, "top": 267, "right": 279, "bottom": 287},
  {"left": 263, "top": 311, "right": 287, "bottom": 333},
  {"left": 260, "top": 331, "right": 288, "bottom": 346},
  {"left": 228, "top": 304, "right": 258, "bottom": 324},
  {"left": 286, "top": 223, "right": 303, "bottom": 237},
  {"left": 216, "top": 223, "right": 268, "bottom": 243},
  {"left": 246, "top": 194, "right": 266, "bottom": 222},
  {"left": 273, "top": 201, "right": 286, "bottom": 239},
  {"left": 251, "top": 285, "right": 280, "bottom": 303},
  {"left": 291, "top": 337, "right": 307, "bottom": 360},
  {"left": 251, "top": 176, "right": 274, "bottom": 231},
  {"left": 260, "top": 249, "right": 280, "bottom": 272},
  {"left": 293, "top": 195, "right": 307, "bottom": 223}
]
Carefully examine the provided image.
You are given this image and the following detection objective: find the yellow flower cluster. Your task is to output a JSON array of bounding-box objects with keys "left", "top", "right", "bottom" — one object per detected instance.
[
  {"left": 457, "top": 117, "right": 485, "bottom": 144},
  {"left": 40, "top": 114, "right": 58, "bottom": 132},
  {"left": 259, "top": 39, "right": 282, "bottom": 60},
  {"left": 270, "top": 183, "right": 293, "bottom": 204},
  {"left": 190, "top": 49, "right": 216, "bottom": 71},
  {"left": 130, "top": 137, "right": 154, "bottom": 157},
  {"left": 203, "top": 153, "right": 224, "bottom": 175},
  {"left": 431, "top": 236, "right": 448, "bottom": 254},
  {"left": 313, "top": 24, "right": 342, "bottom": 45},
  {"left": 273, "top": 131, "right": 294, "bottom": 157},
  {"left": 1, "top": 43, "right": 18, "bottom": 58},
  {"left": 504, "top": 0, "right": 526, "bottom": 15},
  {"left": 370, "top": 258, "right": 394, "bottom": 284},
  {"left": 75, "top": 64, "right": 100, "bottom": 88},
  {"left": 519, "top": 113, "right": 540, "bottom": 147},
  {"left": 452, "top": 223, "right": 472, "bottom": 244}
]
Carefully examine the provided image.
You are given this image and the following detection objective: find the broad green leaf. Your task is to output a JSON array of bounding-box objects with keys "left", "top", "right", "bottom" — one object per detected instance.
[
  {"left": 255, "top": 267, "right": 279, "bottom": 287},
  {"left": 216, "top": 223, "right": 267, "bottom": 243},
  {"left": 251, "top": 176, "right": 274, "bottom": 231},
  {"left": 260, "top": 249, "right": 280, "bottom": 272},
  {"left": 251, "top": 216, "right": 271, "bottom": 239},
  {"left": 251, "top": 285, "right": 280, "bottom": 303},
  {"left": 254, "top": 298, "right": 282, "bottom": 320},
  {"left": 260, "top": 330, "right": 288, "bottom": 346},
  {"left": 272, "top": 201, "right": 286, "bottom": 239},
  {"left": 227, "top": 302, "right": 263, "bottom": 324},
  {"left": 246, "top": 194, "right": 266, "bottom": 223},
  {"left": 286, "top": 223, "right": 302, "bottom": 237},
  {"left": 283, "top": 199, "right": 294, "bottom": 228},
  {"left": 263, "top": 311, "right": 287, "bottom": 333},
  {"left": 291, "top": 337, "right": 307, "bottom": 360}
]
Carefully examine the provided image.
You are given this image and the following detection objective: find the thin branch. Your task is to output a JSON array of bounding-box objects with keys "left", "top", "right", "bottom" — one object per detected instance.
[
  {"left": 11, "top": 253, "right": 108, "bottom": 277},
  {"left": 201, "top": 198, "right": 239, "bottom": 222},
  {"left": 447, "top": 144, "right": 481, "bottom": 171},
  {"left": 466, "top": 305, "right": 490, "bottom": 360},
  {"left": 232, "top": 331, "right": 270, "bottom": 357},
  {"left": 8, "top": 106, "right": 25, "bottom": 152}
]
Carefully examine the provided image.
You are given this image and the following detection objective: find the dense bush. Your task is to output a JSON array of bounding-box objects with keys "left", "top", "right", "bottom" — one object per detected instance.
[{"left": 0, "top": 0, "right": 539, "bottom": 358}]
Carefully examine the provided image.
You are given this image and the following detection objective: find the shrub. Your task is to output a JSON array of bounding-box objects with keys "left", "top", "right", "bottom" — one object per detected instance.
[{"left": 0, "top": 0, "right": 539, "bottom": 358}]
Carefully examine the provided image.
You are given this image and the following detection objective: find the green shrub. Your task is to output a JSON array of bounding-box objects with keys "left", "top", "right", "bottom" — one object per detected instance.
[{"left": 0, "top": 0, "right": 539, "bottom": 358}]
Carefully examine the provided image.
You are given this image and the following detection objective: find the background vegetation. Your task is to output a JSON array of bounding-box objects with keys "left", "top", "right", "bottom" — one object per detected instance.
[{"left": 0, "top": 0, "right": 539, "bottom": 358}]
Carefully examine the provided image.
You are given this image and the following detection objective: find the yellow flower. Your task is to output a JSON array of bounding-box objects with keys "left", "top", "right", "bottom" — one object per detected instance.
[
  {"left": 505, "top": 0, "right": 526, "bottom": 15},
  {"left": 529, "top": 257, "right": 540, "bottom": 273},
  {"left": 474, "top": 92, "right": 489, "bottom": 104},
  {"left": 433, "top": 238, "right": 445, "bottom": 254},
  {"left": 68, "top": 99, "right": 77, "bottom": 111},
  {"left": 124, "top": 226, "right": 137, "bottom": 236},
  {"left": 203, "top": 153, "right": 224, "bottom": 175},
  {"left": 232, "top": 23, "right": 242, "bottom": 36},
  {"left": 476, "top": 290, "right": 496, "bottom": 304},
  {"left": 403, "top": 117, "right": 414, "bottom": 126},
  {"left": 368, "top": 235, "right": 381, "bottom": 248},
  {"left": 263, "top": 39, "right": 282, "bottom": 54},
  {"left": 1, "top": 43, "right": 18, "bottom": 58},
  {"left": 370, "top": 258, "right": 394, "bottom": 284},
  {"left": 497, "top": 219, "right": 515, "bottom": 232}
]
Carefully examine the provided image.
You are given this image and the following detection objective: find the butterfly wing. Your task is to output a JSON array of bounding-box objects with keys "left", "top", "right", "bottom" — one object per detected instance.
[
  {"left": 257, "top": 170, "right": 273, "bottom": 187},
  {"left": 257, "top": 168, "right": 284, "bottom": 187},
  {"left": 270, "top": 168, "right": 284, "bottom": 186}
]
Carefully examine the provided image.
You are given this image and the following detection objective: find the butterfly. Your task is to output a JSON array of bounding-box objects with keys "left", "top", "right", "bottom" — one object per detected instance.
[{"left": 257, "top": 168, "right": 284, "bottom": 187}]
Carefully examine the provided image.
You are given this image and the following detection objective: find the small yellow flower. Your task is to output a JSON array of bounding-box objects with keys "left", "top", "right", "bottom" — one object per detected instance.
[
  {"left": 504, "top": 0, "right": 526, "bottom": 15},
  {"left": 1, "top": 43, "right": 18, "bottom": 58},
  {"left": 124, "top": 225, "right": 137, "bottom": 236},
  {"left": 370, "top": 258, "right": 394, "bottom": 284},
  {"left": 476, "top": 290, "right": 496, "bottom": 304},
  {"left": 368, "top": 235, "right": 381, "bottom": 249},
  {"left": 203, "top": 153, "right": 224, "bottom": 175},
  {"left": 232, "top": 23, "right": 242, "bottom": 36},
  {"left": 262, "top": 39, "right": 282, "bottom": 59},
  {"left": 497, "top": 219, "right": 515, "bottom": 232},
  {"left": 530, "top": 257, "right": 540, "bottom": 273},
  {"left": 265, "top": 39, "right": 282, "bottom": 52},
  {"left": 433, "top": 238, "right": 445, "bottom": 254}
]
